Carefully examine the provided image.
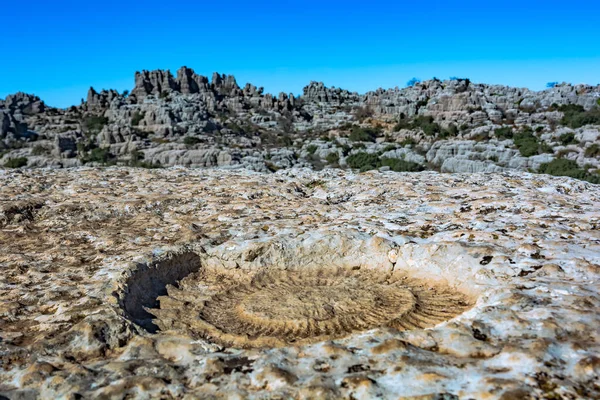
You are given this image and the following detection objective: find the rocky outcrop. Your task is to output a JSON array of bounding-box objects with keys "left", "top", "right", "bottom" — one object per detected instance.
[
  {"left": 0, "top": 111, "right": 9, "bottom": 138},
  {"left": 131, "top": 69, "right": 180, "bottom": 98},
  {"left": 1, "top": 68, "right": 599, "bottom": 178},
  {"left": 302, "top": 81, "right": 360, "bottom": 104},
  {"left": 426, "top": 140, "right": 556, "bottom": 173},
  {"left": 1, "top": 92, "right": 46, "bottom": 115},
  {"left": 87, "top": 87, "right": 123, "bottom": 109}
]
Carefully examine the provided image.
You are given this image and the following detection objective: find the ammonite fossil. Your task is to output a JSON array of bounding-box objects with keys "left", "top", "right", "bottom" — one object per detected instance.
[{"left": 148, "top": 268, "right": 472, "bottom": 348}]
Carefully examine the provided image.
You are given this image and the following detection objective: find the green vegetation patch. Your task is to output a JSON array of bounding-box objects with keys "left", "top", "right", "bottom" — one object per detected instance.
[
  {"left": 184, "top": 136, "right": 201, "bottom": 147},
  {"left": 81, "top": 147, "right": 114, "bottom": 164},
  {"left": 326, "top": 152, "right": 340, "bottom": 165},
  {"left": 131, "top": 111, "right": 145, "bottom": 126},
  {"left": 83, "top": 115, "right": 109, "bottom": 134},
  {"left": 585, "top": 143, "right": 600, "bottom": 158},
  {"left": 4, "top": 157, "right": 28, "bottom": 168},
  {"left": 349, "top": 126, "right": 381, "bottom": 142},
  {"left": 346, "top": 151, "right": 424, "bottom": 173},
  {"left": 558, "top": 104, "right": 600, "bottom": 128},
  {"left": 513, "top": 129, "right": 552, "bottom": 157},
  {"left": 306, "top": 144, "right": 319, "bottom": 155},
  {"left": 559, "top": 132, "right": 578, "bottom": 146},
  {"left": 494, "top": 127, "right": 513, "bottom": 140},
  {"left": 394, "top": 116, "right": 457, "bottom": 138},
  {"left": 538, "top": 158, "right": 600, "bottom": 184}
]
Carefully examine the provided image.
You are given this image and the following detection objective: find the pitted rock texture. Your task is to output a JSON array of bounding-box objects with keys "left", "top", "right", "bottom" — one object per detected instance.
[
  {"left": 150, "top": 268, "right": 471, "bottom": 348},
  {"left": 0, "top": 167, "right": 599, "bottom": 399}
]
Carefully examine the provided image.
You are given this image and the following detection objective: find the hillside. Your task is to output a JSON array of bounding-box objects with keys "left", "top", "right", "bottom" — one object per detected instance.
[{"left": 1, "top": 67, "right": 600, "bottom": 182}]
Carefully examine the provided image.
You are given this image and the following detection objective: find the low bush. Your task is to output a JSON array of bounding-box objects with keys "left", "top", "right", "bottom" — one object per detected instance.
[
  {"left": 82, "top": 147, "right": 113, "bottom": 164},
  {"left": 538, "top": 159, "right": 600, "bottom": 184},
  {"left": 349, "top": 126, "right": 380, "bottom": 142},
  {"left": 184, "top": 136, "right": 201, "bottom": 147},
  {"left": 346, "top": 152, "right": 424, "bottom": 173},
  {"left": 31, "top": 145, "right": 49, "bottom": 155},
  {"left": 346, "top": 152, "right": 380, "bottom": 171},
  {"left": 393, "top": 116, "right": 442, "bottom": 136},
  {"left": 306, "top": 144, "right": 319, "bottom": 155},
  {"left": 326, "top": 152, "right": 340, "bottom": 165},
  {"left": 559, "top": 104, "right": 600, "bottom": 128},
  {"left": 585, "top": 144, "right": 600, "bottom": 158},
  {"left": 82, "top": 115, "right": 108, "bottom": 134},
  {"left": 495, "top": 127, "right": 513, "bottom": 140},
  {"left": 131, "top": 111, "right": 145, "bottom": 126},
  {"left": 380, "top": 157, "right": 424, "bottom": 172},
  {"left": 399, "top": 138, "right": 417, "bottom": 147},
  {"left": 513, "top": 131, "right": 542, "bottom": 157},
  {"left": 4, "top": 157, "right": 28, "bottom": 168},
  {"left": 559, "top": 132, "right": 578, "bottom": 146}
]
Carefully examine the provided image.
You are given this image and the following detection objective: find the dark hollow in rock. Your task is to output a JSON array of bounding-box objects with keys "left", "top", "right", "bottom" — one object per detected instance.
[{"left": 118, "top": 252, "right": 201, "bottom": 333}]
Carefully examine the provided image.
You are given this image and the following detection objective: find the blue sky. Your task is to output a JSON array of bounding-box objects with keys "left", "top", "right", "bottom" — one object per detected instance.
[{"left": 1, "top": 0, "right": 599, "bottom": 108}]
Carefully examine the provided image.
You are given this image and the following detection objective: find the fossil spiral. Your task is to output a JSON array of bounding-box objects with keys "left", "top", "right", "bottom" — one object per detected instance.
[{"left": 148, "top": 268, "right": 472, "bottom": 348}]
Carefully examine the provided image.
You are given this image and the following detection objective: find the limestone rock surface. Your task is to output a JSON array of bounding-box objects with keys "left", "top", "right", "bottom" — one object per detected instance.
[{"left": 0, "top": 167, "right": 599, "bottom": 399}]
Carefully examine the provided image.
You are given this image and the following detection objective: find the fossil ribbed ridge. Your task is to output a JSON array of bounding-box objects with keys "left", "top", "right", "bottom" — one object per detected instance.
[{"left": 148, "top": 268, "right": 472, "bottom": 348}]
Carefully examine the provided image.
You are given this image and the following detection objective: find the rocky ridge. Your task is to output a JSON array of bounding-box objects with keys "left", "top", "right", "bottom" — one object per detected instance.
[{"left": 1, "top": 68, "right": 599, "bottom": 181}]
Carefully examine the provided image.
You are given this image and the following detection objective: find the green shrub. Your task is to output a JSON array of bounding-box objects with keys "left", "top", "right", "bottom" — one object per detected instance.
[
  {"left": 495, "top": 127, "right": 514, "bottom": 140},
  {"left": 184, "top": 136, "right": 201, "bottom": 147},
  {"left": 346, "top": 152, "right": 380, "bottom": 171},
  {"left": 4, "top": 157, "right": 28, "bottom": 168},
  {"left": 326, "top": 152, "right": 340, "bottom": 165},
  {"left": 380, "top": 157, "right": 424, "bottom": 172},
  {"left": 540, "top": 143, "right": 554, "bottom": 154},
  {"left": 31, "top": 145, "right": 49, "bottom": 155},
  {"left": 537, "top": 158, "right": 600, "bottom": 184},
  {"left": 413, "top": 116, "right": 441, "bottom": 136},
  {"left": 400, "top": 138, "right": 417, "bottom": 147},
  {"left": 349, "top": 126, "right": 380, "bottom": 142},
  {"left": 83, "top": 115, "right": 108, "bottom": 133},
  {"left": 394, "top": 116, "right": 442, "bottom": 136},
  {"left": 131, "top": 111, "right": 145, "bottom": 126},
  {"left": 346, "top": 152, "right": 424, "bottom": 173},
  {"left": 585, "top": 144, "right": 600, "bottom": 158},
  {"left": 513, "top": 131, "right": 541, "bottom": 157},
  {"left": 559, "top": 132, "right": 578, "bottom": 145},
  {"left": 393, "top": 119, "right": 411, "bottom": 131},
  {"left": 439, "top": 124, "right": 458, "bottom": 138},
  {"left": 306, "top": 144, "right": 318, "bottom": 155},
  {"left": 82, "top": 147, "right": 113, "bottom": 164},
  {"left": 382, "top": 145, "right": 397, "bottom": 153},
  {"left": 560, "top": 105, "right": 600, "bottom": 128}
]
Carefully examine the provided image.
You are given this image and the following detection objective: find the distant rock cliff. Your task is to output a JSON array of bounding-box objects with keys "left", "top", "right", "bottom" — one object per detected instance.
[{"left": 1, "top": 67, "right": 599, "bottom": 182}]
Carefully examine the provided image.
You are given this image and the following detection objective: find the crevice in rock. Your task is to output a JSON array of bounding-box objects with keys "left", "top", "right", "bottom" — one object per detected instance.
[{"left": 118, "top": 251, "right": 201, "bottom": 333}]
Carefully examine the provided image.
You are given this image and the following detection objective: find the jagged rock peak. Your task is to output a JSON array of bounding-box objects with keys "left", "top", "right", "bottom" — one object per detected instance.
[
  {"left": 176, "top": 66, "right": 209, "bottom": 94},
  {"left": 131, "top": 69, "right": 180, "bottom": 98},
  {"left": 0, "top": 92, "right": 46, "bottom": 115},
  {"left": 130, "top": 67, "right": 244, "bottom": 98},
  {"left": 302, "top": 81, "right": 359, "bottom": 103},
  {"left": 87, "top": 87, "right": 122, "bottom": 108}
]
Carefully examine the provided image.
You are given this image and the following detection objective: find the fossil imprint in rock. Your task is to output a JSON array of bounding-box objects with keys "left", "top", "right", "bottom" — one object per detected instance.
[{"left": 136, "top": 261, "right": 473, "bottom": 348}]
